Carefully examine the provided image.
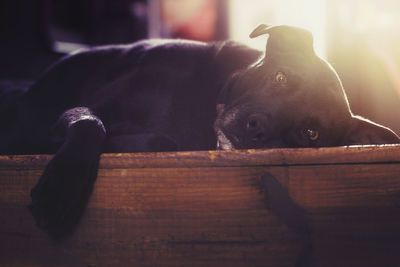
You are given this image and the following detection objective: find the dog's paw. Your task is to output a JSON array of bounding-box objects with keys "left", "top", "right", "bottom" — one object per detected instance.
[{"left": 29, "top": 154, "right": 99, "bottom": 239}]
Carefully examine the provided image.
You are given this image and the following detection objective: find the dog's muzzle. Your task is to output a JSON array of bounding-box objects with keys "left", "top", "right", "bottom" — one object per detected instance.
[{"left": 216, "top": 129, "right": 235, "bottom": 150}]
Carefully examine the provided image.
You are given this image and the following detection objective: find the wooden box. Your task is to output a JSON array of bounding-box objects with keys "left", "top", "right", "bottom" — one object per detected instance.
[{"left": 1, "top": 145, "right": 400, "bottom": 266}]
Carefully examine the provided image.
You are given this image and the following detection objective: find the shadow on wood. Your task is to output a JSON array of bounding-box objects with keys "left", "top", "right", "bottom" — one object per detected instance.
[{"left": 1, "top": 145, "right": 400, "bottom": 266}]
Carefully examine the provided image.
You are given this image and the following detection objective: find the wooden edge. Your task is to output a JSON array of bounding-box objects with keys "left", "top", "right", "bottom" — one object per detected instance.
[{"left": 0, "top": 144, "right": 399, "bottom": 169}]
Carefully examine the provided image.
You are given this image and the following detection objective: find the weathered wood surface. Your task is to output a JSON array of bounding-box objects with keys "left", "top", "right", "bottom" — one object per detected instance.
[{"left": 1, "top": 145, "right": 400, "bottom": 266}]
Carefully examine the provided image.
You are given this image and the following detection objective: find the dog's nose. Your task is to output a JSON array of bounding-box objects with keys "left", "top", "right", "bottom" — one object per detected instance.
[{"left": 246, "top": 114, "right": 267, "bottom": 143}]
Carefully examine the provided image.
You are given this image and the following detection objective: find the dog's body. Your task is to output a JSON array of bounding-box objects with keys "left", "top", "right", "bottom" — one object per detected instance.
[
  {"left": 5, "top": 39, "right": 259, "bottom": 154},
  {"left": 1, "top": 25, "right": 399, "bottom": 237}
]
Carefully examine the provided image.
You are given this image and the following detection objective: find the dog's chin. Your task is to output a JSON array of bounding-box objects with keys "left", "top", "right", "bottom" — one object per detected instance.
[{"left": 216, "top": 130, "right": 235, "bottom": 150}]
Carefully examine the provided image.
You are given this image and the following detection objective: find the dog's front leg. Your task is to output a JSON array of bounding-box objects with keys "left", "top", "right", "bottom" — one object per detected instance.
[{"left": 29, "top": 107, "right": 106, "bottom": 238}]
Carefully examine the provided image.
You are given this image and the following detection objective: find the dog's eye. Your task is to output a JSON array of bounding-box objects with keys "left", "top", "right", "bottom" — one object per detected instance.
[
  {"left": 275, "top": 71, "right": 287, "bottom": 84},
  {"left": 305, "top": 129, "right": 319, "bottom": 141}
]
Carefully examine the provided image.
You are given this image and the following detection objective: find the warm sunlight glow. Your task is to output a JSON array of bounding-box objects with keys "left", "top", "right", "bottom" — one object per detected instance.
[
  {"left": 334, "top": 0, "right": 400, "bottom": 100},
  {"left": 228, "top": 0, "right": 400, "bottom": 134},
  {"left": 228, "top": 0, "right": 327, "bottom": 58}
]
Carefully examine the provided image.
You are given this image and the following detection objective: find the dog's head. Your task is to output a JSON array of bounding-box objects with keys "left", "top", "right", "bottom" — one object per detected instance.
[{"left": 214, "top": 24, "right": 400, "bottom": 150}]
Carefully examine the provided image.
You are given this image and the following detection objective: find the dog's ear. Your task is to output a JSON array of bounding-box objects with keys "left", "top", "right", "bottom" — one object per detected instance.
[
  {"left": 346, "top": 116, "right": 400, "bottom": 145},
  {"left": 250, "top": 24, "right": 315, "bottom": 56},
  {"left": 249, "top": 24, "right": 272, "bottom": 38}
]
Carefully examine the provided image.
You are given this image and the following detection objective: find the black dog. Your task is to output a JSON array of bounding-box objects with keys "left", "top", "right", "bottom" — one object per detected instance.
[{"left": 1, "top": 24, "right": 399, "bottom": 237}]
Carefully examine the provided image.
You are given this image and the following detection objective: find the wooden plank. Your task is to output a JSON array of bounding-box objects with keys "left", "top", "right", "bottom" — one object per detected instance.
[
  {"left": 283, "top": 163, "right": 400, "bottom": 267},
  {"left": 0, "top": 144, "right": 399, "bottom": 169},
  {"left": 0, "top": 165, "right": 305, "bottom": 266},
  {"left": 1, "top": 145, "right": 400, "bottom": 266}
]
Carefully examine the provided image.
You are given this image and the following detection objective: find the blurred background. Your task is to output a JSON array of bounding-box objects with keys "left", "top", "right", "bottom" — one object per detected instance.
[{"left": 0, "top": 0, "right": 399, "bottom": 135}]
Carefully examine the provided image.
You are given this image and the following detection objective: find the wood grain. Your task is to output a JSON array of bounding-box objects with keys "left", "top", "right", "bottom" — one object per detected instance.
[
  {"left": 0, "top": 144, "right": 399, "bottom": 169},
  {"left": 1, "top": 145, "right": 400, "bottom": 266}
]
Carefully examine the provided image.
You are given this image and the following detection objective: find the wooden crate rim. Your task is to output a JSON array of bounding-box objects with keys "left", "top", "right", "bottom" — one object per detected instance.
[{"left": 0, "top": 144, "right": 399, "bottom": 169}]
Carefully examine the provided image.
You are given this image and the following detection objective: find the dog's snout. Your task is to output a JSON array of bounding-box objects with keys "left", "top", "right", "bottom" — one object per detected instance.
[{"left": 246, "top": 114, "right": 267, "bottom": 142}]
